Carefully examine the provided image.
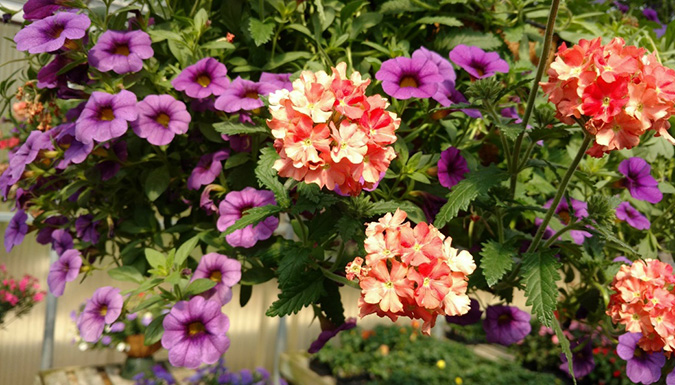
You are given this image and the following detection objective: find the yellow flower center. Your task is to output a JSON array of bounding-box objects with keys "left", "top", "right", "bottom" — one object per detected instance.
[
  {"left": 602, "top": 96, "right": 611, "bottom": 107},
  {"left": 188, "top": 321, "right": 206, "bottom": 336},
  {"left": 99, "top": 305, "right": 108, "bottom": 317},
  {"left": 245, "top": 91, "right": 259, "bottom": 99},
  {"left": 155, "top": 113, "right": 171, "bottom": 127},
  {"left": 209, "top": 270, "right": 222, "bottom": 283},
  {"left": 399, "top": 76, "right": 418, "bottom": 88},
  {"left": 197, "top": 74, "right": 211, "bottom": 87},
  {"left": 114, "top": 44, "right": 130, "bottom": 56},
  {"left": 423, "top": 277, "right": 431, "bottom": 288},
  {"left": 99, "top": 107, "right": 115, "bottom": 121}
]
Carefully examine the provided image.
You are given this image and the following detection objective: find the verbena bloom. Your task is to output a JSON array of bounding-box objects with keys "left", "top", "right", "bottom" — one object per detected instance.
[
  {"left": 47, "top": 249, "right": 82, "bottom": 296},
  {"left": 75, "top": 90, "right": 138, "bottom": 144},
  {"left": 161, "top": 296, "right": 231, "bottom": 368},
  {"left": 445, "top": 297, "right": 482, "bottom": 326},
  {"left": 14, "top": 12, "right": 90, "bottom": 54},
  {"left": 132, "top": 94, "right": 191, "bottom": 146},
  {"left": 192, "top": 253, "right": 242, "bottom": 305},
  {"left": 77, "top": 286, "right": 123, "bottom": 342},
  {"left": 308, "top": 318, "right": 357, "bottom": 353},
  {"left": 375, "top": 56, "right": 444, "bottom": 99},
  {"left": 214, "top": 77, "right": 277, "bottom": 113},
  {"left": 449, "top": 45, "right": 509, "bottom": 79},
  {"left": 23, "top": 0, "right": 69, "bottom": 20},
  {"left": 559, "top": 338, "right": 595, "bottom": 378},
  {"left": 482, "top": 305, "right": 531, "bottom": 345},
  {"left": 4, "top": 210, "right": 28, "bottom": 252},
  {"left": 172, "top": 57, "right": 229, "bottom": 99},
  {"left": 617, "top": 332, "right": 665, "bottom": 384},
  {"left": 616, "top": 201, "right": 650, "bottom": 230},
  {"left": 217, "top": 187, "right": 279, "bottom": 248},
  {"left": 187, "top": 150, "right": 229, "bottom": 190},
  {"left": 88, "top": 30, "right": 153, "bottom": 74},
  {"left": 618, "top": 157, "right": 663, "bottom": 204},
  {"left": 437, "top": 147, "right": 469, "bottom": 189}
]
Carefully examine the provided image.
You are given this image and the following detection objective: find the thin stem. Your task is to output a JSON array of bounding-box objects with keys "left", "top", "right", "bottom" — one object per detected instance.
[
  {"left": 527, "top": 132, "right": 592, "bottom": 253},
  {"left": 542, "top": 222, "right": 579, "bottom": 248}
]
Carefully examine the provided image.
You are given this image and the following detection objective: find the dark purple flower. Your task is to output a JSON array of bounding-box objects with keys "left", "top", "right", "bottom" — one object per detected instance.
[
  {"left": 482, "top": 305, "right": 531, "bottom": 345},
  {"left": 559, "top": 338, "right": 595, "bottom": 378},
  {"left": 132, "top": 94, "right": 191, "bottom": 145},
  {"left": 47, "top": 249, "right": 81, "bottom": 296},
  {"left": 161, "top": 296, "right": 231, "bottom": 368},
  {"left": 2, "top": 13, "right": 11, "bottom": 23},
  {"left": 544, "top": 198, "right": 592, "bottom": 244},
  {"left": 88, "top": 30, "right": 153, "bottom": 74},
  {"left": 187, "top": 150, "right": 230, "bottom": 190},
  {"left": 190, "top": 97, "right": 216, "bottom": 112},
  {"left": 4, "top": 209, "right": 28, "bottom": 253},
  {"left": 617, "top": 332, "right": 665, "bottom": 384},
  {"left": 75, "top": 214, "right": 100, "bottom": 244},
  {"left": 95, "top": 140, "right": 127, "bottom": 181},
  {"left": 14, "top": 12, "right": 90, "bottom": 54},
  {"left": 375, "top": 56, "right": 444, "bottom": 99},
  {"left": 38, "top": 55, "right": 90, "bottom": 89},
  {"left": 101, "top": 336, "right": 112, "bottom": 345},
  {"left": 420, "top": 192, "right": 447, "bottom": 223},
  {"left": 77, "top": 286, "right": 123, "bottom": 342},
  {"left": 643, "top": 8, "right": 660, "bottom": 23},
  {"left": 217, "top": 187, "right": 279, "bottom": 248},
  {"left": 433, "top": 81, "right": 482, "bottom": 118},
  {"left": 51, "top": 229, "right": 74, "bottom": 255},
  {"left": 172, "top": 57, "right": 230, "bottom": 99},
  {"left": 413, "top": 46, "right": 456, "bottom": 84},
  {"left": 214, "top": 77, "right": 277, "bottom": 113},
  {"left": 449, "top": 45, "right": 510, "bottom": 79},
  {"left": 22, "top": 0, "right": 68, "bottom": 20},
  {"left": 619, "top": 157, "right": 663, "bottom": 204},
  {"left": 438, "top": 147, "right": 469, "bottom": 189},
  {"left": 613, "top": 1, "right": 629, "bottom": 13},
  {"left": 55, "top": 123, "right": 93, "bottom": 169},
  {"left": 222, "top": 134, "right": 251, "bottom": 152},
  {"left": 260, "top": 72, "right": 293, "bottom": 91},
  {"left": 151, "top": 364, "right": 175, "bottom": 384},
  {"left": 192, "top": 253, "right": 242, "bottom": 305},
  {"left": 616, "top": 201, "right": 650, "bottom": 230},
  {"left": 36, "top": 216, "right": 68, "bottom": 244},
  {"left": 446, "top": 298, "right": 482, "bottom": 325},
  {"left": 75, "top": 90, "right": 138, "bottom": 144},
  {"left": 308, "top": 318, "right": 357, "bottom": 353}
]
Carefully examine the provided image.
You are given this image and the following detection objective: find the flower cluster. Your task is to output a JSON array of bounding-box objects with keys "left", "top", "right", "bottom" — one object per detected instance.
[
  {"left": 0, "top": 264, "right": 45, "bottom": 327},
  {"left": 267, "top": 62, "right": 400, "bottom": 195},
  {"left": 607, "top": 259, "right": 675, "bottom": 352},
  {"left": 346, "top": 209, "right": 476, "bottom": 334},
  {"left": 184, "top": 357, "right": 283, "bottom": 385},
  {"left": 541, "top": 37, "right": 675, "bottom": 157}
]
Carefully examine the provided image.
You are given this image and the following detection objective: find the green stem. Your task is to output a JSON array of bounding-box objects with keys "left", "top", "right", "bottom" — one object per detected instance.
[{"left": 542, "top": 222, "right": 580, "bottom": 248}]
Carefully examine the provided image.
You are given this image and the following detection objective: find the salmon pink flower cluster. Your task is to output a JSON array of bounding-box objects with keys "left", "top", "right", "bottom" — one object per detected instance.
[
  {"left": 607, "top": 259, "right": 675, "bottom": 352},
  {"left": 267, "top": 62, "right": 400, "bottom": 195},
  {"left": 346, "top": 209, "right": 476, "bottom": 334},
  {"left": 541, "top": 37, "right": 675, "bottom": 157}
]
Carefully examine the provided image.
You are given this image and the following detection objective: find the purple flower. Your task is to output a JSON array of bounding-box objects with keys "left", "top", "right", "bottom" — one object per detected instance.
[
  {"left": 446, "top": 298, "right": 482, "bottom": 326},
  {"left": 77, "top": 286, "right": 123, "bottom": 343},
  {"left": 613, "top": 256, "right": 632, "bottom": 264},
  {"left": 36, "top": 216, "right": 68, "bottom": 244},
  {"left": 172, "top": 57, "right": 230, "bottom": 99},
  {"left": 667, "top": 369, "right": 675, "bottom": 385},
  {"left": 4, "top": 210, "right": 28, "bottom": 252},
  {"left": 619, "top": 157, "right": 663, "bottom": 204},
  {"left": 438, "top": 147, "right": 469, "bottom": 189},
  {"left": 616, "top": 201, "right": 650, "bottom": 230},
  {"left": 419, "top": 192, "right": 447, "bottom": 223},
  {"left": 482, "top": 305, "right": 531, "bottom": 346},
  {"left": 375, "top": 56, "right": 444, "bottom": 99},
  {"left": 7, "top": 130, "right": 54, "bottom": 181},
  {"left": 613, "top": 1, "right": 629, "bottom": 13},
  {"left": 101, "top": 336, "right": 112, "bottom": 345},
  {"left": 412, "top": 46, "right": 456, "bottom": 83},
  {"left": 14, "top": 12, "right": 90, "bottom": 54},
  {"left": 187, "top": 150, "right": 230, "bottom": 190},
  {"left": 55, "top": 123, "right": 94, "bottom": 169},
  {"left": 308, "top": 318, "right": 357, "bottom": 353},
  {"left": 449, "top": 45, "right": 509, "bottom": 79},
  {"left": 22, "top": 0, "right": 69, "bottom": 20},
  {"left": 88, "top": 30, "right": 153, "bottom": 74},
  {"left": 75, "top": 90, "right": 138, "bottom": 144},
  {"left": 96, "top": 140, "right": 128, "bottom": 181},
  {"left": 38, "top": 55, "right": 90, "bottom": 89},
  {"left": 47, "top": 249, "right": 81, "bottom": 296},
  {"left": 192, "top": 253, "right": 242, "bottom": 305},
  {"left": 109, "top": 321, "right": 125, "bottom": 332},
  {"left": 433, "top": 81, "right": 482, "bottom": 118},
  {"left": 132, "top": 94, "right": 191, "bottom": 145},
  {"left": 544, "top": 198, "right": 592, "bottom": 244},
  {"left": 217, "top": 187, "right": 279, "bottom": 248},
  {"left": 51, "top": 229, "right": 74, "bottom": 255},
  {"left": 152, "top": 364, "right": 175, "bottom": 384},
  {"left": 260, "top": 72, "right": 293, "bottom": 91},
  {"left": 643, "top": 8, "right": 660, "bottom": 23},
  {"left": 559, "top": 338, "right": 595, "bottom": 378},
  {"left": 161, "top": 296, "right": 231, "bottom": 368},
  {"left": 76, "top": 214, "right": 100, "bottom": 244},
  {"left": 617, "top": 332, "right": 665, "bottom": 384},
  {"left": 214, "top": 77, "right": 277, "bottom": 113},
  {"left": 222, "top": 134, "right": 251, "bottom": 152},
  {"left": 200, "top": 185, "right": 222, "bottom": 215}
]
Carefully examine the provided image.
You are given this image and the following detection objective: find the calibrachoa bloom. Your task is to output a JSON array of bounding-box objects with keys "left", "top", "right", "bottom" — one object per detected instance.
[
  {"left": 616, "top": 201, "right": 650, "bottom": 230},
  {"left": 88, "top": 30, "right": 153, "bottom": 74},
  {"left": 608, "top": 259, "right": 675, "bottom": 352},
  {"left": 437, "top": 147, "right": 469, "bottom": 189},
  {"left": 161, "top": 296, "right": 231, "bottom": 368},
  {"left": 618, "top": 157, "right": 663, "bottom": 204},
  {"left": 47, "top": 249, "right": 82, "bottom": 296},
  {"left": 541, "top": 37, "right": 675, "bottom": 156},
  {"left": 187, "top": 150, "right": 230, "bottom": 190},
  {"left": 22, "top": 0, "right": 69, "bottom": 20},
  {"left": 346, "top": 209, "right": 476, "bottom": 335},
  {"left": 77, "top": 286, "right": 123, "bottom": 342},
  {"left": 308, "top": 317, "right": 357, "bottom": 353},
  {"left": 192, "top": 253, "right": 242, "bottom": 305},
  {"left": 172, "top": 57, "right": 229, "bottom": 99},
  {"left": 559, "top": 338, "right": 595, "bottom": 378},
  {"left": 14, "top": 12, "right": 90, "bottom": 54},
  {"left": 375, "top": 56, "right": 444, "bottom": 99},
  {"left": 445, "top": 297, "right": 482, "bottom": 326},
  {"left": 617, "top": 332, "right": 666, "bottom": 384},
  {"left": 214, "top": 77, "right": 277, "bottom": 113},
  {"left": 269, "top": 62, "right": 400, "bottom": 195},
  {"left": 132, "top": 94, "right": 191, "bottom": 146},
  {"left": 482, "top": 305, "right": 532, "bottom": 345},
  {"left": 4, "top": 210, "right": 28, "bottom": 252},
  {"left": 217, "top": 188, "right": 278, "bottom": 248},
  {"left": 75, "top": 90, "right": 138, "bottom": 144},
  {"left": 449, "top": 45, "right": 509, "bottom": 79}
]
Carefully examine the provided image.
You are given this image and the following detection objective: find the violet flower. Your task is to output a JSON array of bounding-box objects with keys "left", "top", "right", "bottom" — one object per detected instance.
[
  {"left": 51, "top": 229, "right": 74, "bottom": 255},
  {"left": 616, "top": 201, "right": 650, "bottom": 230},
  {"left": 559, "top": 338, "right": 595, "bottom": 378},
  {"left": 449, "top": 45, "right": 509, "bottom": 79},
  {"left": 77, "top": 286, "right": 123, "bottom": 342},
  {"left": 217, "top": 187, "right": 279, "bottom": 248},
  {"left": 56, "top": 124, "right": 94, "bottom": 169},
  {"left": 14, "top": 12, "right": 90, "bottom": 54},
  {"left": 446, "top": 298, "right": 482, "bottom": 326},
  {"left": 36, "top": 216, "right": 68, "bottom": 244},
  {"left": 47, "top": 249, "right": 81, "bottom": 296},
  {"left": 161, "top": 296, "right": 231, "bottom": 368},
  {"left": 75, "top": 214, "right": 100, "bottom": 244},
  {"left": 75, "top": 90, "right": 138, "bottom": 145},
  {"left": 96, "top": 140, "right": 127, "bottom": 181},
  {"left": 375, "top": 56, "right": 444, "bottom": 99},
  {"left": 482, "top": 305, "right": 531, "bottom": 345},
  {"left": 308, "top": 318, "right": 357, "bottom": 353},
  {"left": 617, "top": 332, "right": 665, "bottom": 384},
  {"left": 433, "top": 81, "right": 482, "bottom": 118},
  {"left": 214, "top": 77, "right": 277, "bottom": 113},
  {"left": 22, "top": 0, "right": 69, "bottom": 20},
  {"left": 192, "top": 253, "right": 242, "bottom": 305},
  {"left": 5, "top": 130, "right": 54, "bottom": 182},
  {"left": 4, "top": 210, "right": 28, "bottom": 253},
  {"left": 412, "top": 46, "right": 456, "bottom": 84},
  {"left": 667, "top": 369, "right": 675, "bottom": 385},
  {"left": 187, "top": 150, "right": 230, "bottom": 190},
  {"left": 260, "top": 72, "right": 293, "bottom": 91},
  {"left": 618, "top": 157, "right": 663, "bottom": 204},
  {"left": 88, "top": 30, "right": 154, "bottom": 74},
  {"left": 38, "top": 55, "right": 90, "bottom": 89},
  {"left": 438, "top": 147, "right": 469, "bottom": 189},
  {"left": 132, "top": 94, "right": 191, "bottom": 146},
  {"left": 613, "top": 256, "right": 632, "bottom": 264},
  {"left": 172, "top": 57, "right": 230, "bottom": 99}
]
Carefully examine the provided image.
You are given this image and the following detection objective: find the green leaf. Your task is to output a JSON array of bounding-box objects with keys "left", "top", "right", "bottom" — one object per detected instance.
[
  {"left": 480, "top": 241, "right": 515, "bottom": 287},
  {"left": 350, "top": 13, "right": 383, "bottom": 39},
  {"left": 434, "top": 30, "right": 502, "bottom": 52},
  {"left": 434, "top": 166, "right": 508, "bottom": 227},
  {"left": 147, "top": 29, "right": 182, "bottom": 42},
  {"left": 175, "top": 235, "right": 200, "bottom": 267},
  {"left": 145, "top": 248, "right": 165, "bottom": 269},
  {"left": 266, "top": 272, "right": 325, "bottom": 316},
  {"left": 417, "top": 16, "right": 462, "bottom": 27},
  {"left": 144, "top": 167, "right": 170, "bottom": 202},
  {"left": 553, "top": 318, "right": 577, "bottom": 384},
  {"left": 520, "top": 250, "right": 561, "bottom": 327},
  {"left": 184, "top": 278, "right": 217, "bottom": 297},
  {"left": 249, "top": 18, "right": 275, "bottom": 46},
  {"left": 108, "top": 266, "right": 144, "bottom": 284},
  {"left": 144, "top": 314, "right": 167, "bottom": 345},
  {"left": 201, "top": 38, "right": 235, "bottom": 50},
  {"left": 240, "top": 265, "right": 275, "bottom": 285},
  {"left": 262, "top": 51, "right": 312, "bottom": 71},
  {"left": 255, "top": 147, "right": 290, "bottom": 208},
  {"left": 380, "top": 0, "right": 425, "bottom": 13},
  {"left": 131, "top": 295, "right": 164, "bottom": 313},
  {"left": 221, "top": 205, "right": 282, "bottom": 236},
  {"left": 368, "top": 200, "right": 426, "bottom": 223},
  {"left": 240, "top": 285, "right": 253, "bottom": 307},
  {"left": 225, "top": 152, "right": 251, "bottom": 169},
  {"left": 194, "top": 8, "right": 209, "bottom": 30},
  {"left": 213, "top": 121, "right": 271, "bottom": 136}
]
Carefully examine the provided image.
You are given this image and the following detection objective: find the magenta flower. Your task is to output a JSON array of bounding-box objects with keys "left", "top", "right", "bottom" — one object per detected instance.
[
  {"left": 47, "top": 249, "right": 81, "bottom": 296},
  {"left": 14, "top": 12, "right": 90, "bottom": 54},
  {"left": 22, "top": 0, "right": 69, "bottom": 20},
  {"left": 308, "top": 318, "right": 357, "bottom": 353},
  {"left": 75, "top": 90, "right": 138, "bottom": 145},
  {"left": 161, "top": 296, "right": 231, "bottom": 368},
  {"left": 4, "top": 210, "right": 28, "bottom": 253},
  {"left": 132, "top": 94, "right": 191, "bottom": 146},
  {"left": 187, "top": 150, "right": 230, "bottom": 190},
  {"left": 559, "top": 338, "right": 595, "bottom": 378},
  {"left": 412, "top": 46, "right": 456, "bottom": 84},
  {"left": 77, "top": 286, "right": 123, "bottom": 342},
  {"left": 449, "top": 45, "right": 509, "bottom": 79},
  {"left": 200, "top": 184, "right": 221, "bottom": 215},
  {"left": 482, "top": 305, "right": 531, "bottom": 346},
  {"left": 438, "top": 147, "right": 469, "bottom": 189},
  {"left": 616, "top": 201, "right": 650, "bottom": 230},
  {"left": 172, "top": 57, "right": 230, "bottom": 99},
  {"left": 446, "top": 298, "right": 482, "bottom": 326},
  {"left": 260, "top": 72, "right": 293, "bottom": 91},
  {"left": 375, "top": 56, "right": 444, "bottom": 99},
  {"left": 38, "top": 55, "right": 90, "bottom": 89},
  {"left": 618, "top": 157, "right": 663, "bottom": 204},
  {"left": 51, "top": 229, "right": 74, "bottom": 255},
  {"left": 5, "top": 130, "right": 54, "bottom": 182},
  {"left": 55, "top": 123, "right": 93, "bottom": 169},
  {"left": 217, "top": 187, "right": 279, "bottom": 248},
  {"left": 88, "top": 30, "right": 153, "bottom": 74},
  {"left": 192, "top": 253, "right": 242, "bottom": 305},
  {"left": 544, "top": 198, "right": 592, "bottom": 244},
  {"left": 617, "top": 332, "right": 665, "bottom": 384},
  {"left": 214, "top": 77, "right": 277, "bottom": 113},
  {"left": 667, "top": 369, "right": 675, "bottom": 385},
  {"left": 75, "top": 214, "right": 100, "bottom": 244},
  {"left": 36, "top": 216, "right": 68, "bottom": 245},
  {"left": 433, "top": 81, "right": 482, "bottom": 118}
]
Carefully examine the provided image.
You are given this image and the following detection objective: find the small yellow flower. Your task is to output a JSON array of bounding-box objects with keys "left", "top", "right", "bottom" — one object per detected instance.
[
  {"left": 455, "top": 377, "right": 463, "bottom": 385},
  {"left": 436, "top": 360, "right": 446, "bottom": 369}
]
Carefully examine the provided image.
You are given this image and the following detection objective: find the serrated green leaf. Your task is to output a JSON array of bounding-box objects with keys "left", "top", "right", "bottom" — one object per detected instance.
[
  {"left": 145, "top": 248, "right": 165, "bottom": 269},
  {"left": 175, "top": 235, "right": 199, "bottom": 267},
  {"left": 213, "top": 121, "right": 271, "bottom": 136},
  {"left": 480, "top": 240, "right": 515, "bottom": 287},
  {"left": 553, "top": 317, "right": 577, "bottom": 384},
  {"left": 336, "top": 216, "right": 362, "bottom": 243},
  {"left": 266, "top": 272, "right": 325, "bottom": 317},
  {"left": 368, "top": 200, "right": 426, "bottom": 223},
  {"left": 417, "top": 16, "right": 462, "bottom": 27},
  {"left": 249, "top": 18, "right": 275, "bottom": 46},
  {"left": 144, "top": 167, "right": 170, "bottom": 202},
  {"left": 255, "top": 147, "right": 290, "bottom": 208},
  {"left": 184, "top": 278, "right": 217, "bottom": 297},
  {"left": 521, "top": 250, "right": 561, "bottom": 327},
  {"left": 144, "top": 314, "right": 167, "bottom": 345},
  {"left": 500, "top": 125, "right": 525, "bottom": 141},
  {"left": 108, "top": 266, "right": 144, "bottom": 284},
  {"left": 221, "top": 205, "right": 282, "bottom": 237}
]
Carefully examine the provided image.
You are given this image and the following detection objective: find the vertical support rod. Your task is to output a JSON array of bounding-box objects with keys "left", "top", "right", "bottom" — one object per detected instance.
[
  {"left": 40, "top": 249, "right": 59, "bottom": 370},
  {"left": 272, "top": 316, "right": 287, "bottom": 385}
]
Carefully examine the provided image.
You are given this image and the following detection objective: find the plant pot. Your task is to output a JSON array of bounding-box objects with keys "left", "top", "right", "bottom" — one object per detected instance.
[{"left": 120, "top": 334, "right": 162, "bottom": 380}]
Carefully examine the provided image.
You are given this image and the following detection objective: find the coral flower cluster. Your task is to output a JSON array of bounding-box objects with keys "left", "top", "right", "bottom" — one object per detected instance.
[
  {"left": 541, "top": 37, "right": 675, "bottom": 157},
  {"left": 607, "top": 259, "right": 675, "bottom": 352},
  {"left": 267, "top": 62, "right": 400, "bottom": 196},
  {"left": 346, "top": 209, "right": 476, "bottom": 334}
]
